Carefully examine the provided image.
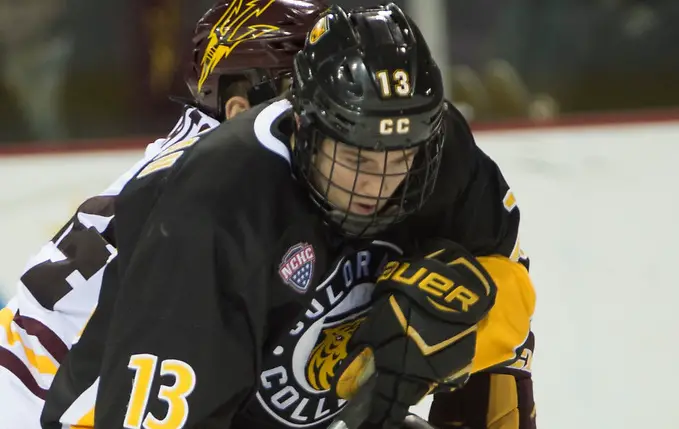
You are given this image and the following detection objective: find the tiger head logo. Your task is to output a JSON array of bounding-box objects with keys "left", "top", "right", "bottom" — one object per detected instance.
[{"left": 306, "top": 317, "right": 365, "bottom": 391}]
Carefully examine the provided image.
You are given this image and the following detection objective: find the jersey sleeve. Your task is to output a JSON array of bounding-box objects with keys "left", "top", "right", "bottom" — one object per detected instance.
[
  {"left": 444, "top": 114, "right": 523, "bottom": 262},
  {"left": 93, "top": 146, "right": 275, "bottom": 429},
  {"left": 439, "top": 106, "right": 536, "bottom": 374},
  {"left": 41, "top": 258, "right": 121, "bottom": 429},
  {"left": 425, "top": 105, "right": 538, "bottom": 429},
  {"left": 0, "top": 193, "right": 117, "bottom": 429}
]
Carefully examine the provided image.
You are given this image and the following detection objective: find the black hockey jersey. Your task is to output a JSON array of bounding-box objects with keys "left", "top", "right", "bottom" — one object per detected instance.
[{"left": 41, "top": 98, "right": 535, "bottom": 429}]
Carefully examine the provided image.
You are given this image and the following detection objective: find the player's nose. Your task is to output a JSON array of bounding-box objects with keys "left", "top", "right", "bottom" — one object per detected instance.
[{"left": 358, "top": 175, "right": 389, "bottom": 199}]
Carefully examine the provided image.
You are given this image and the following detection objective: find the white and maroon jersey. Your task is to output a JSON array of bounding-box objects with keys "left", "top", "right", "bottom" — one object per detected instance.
[{"left": 0, "top": 106, "right": 219, "bottom": 429}]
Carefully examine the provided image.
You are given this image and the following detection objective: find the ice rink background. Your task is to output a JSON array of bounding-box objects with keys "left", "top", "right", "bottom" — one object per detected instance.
[{"left": 2, "top": 121, "right": 679, "bottom": 428}]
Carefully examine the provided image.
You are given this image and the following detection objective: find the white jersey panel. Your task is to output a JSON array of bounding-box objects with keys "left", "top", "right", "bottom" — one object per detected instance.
[{"left": 0, "top": 107, "right": 219, "bottom": 426}]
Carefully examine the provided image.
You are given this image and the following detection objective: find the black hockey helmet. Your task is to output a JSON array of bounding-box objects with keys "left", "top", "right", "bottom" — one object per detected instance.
[{"left": 290, "top": 3, "right": 445, "bottom": 237}]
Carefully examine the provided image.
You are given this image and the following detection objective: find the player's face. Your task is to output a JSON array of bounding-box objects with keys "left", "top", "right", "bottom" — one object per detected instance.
[{"left": 312, "top": 137, "right": 417, "bottom": 216}]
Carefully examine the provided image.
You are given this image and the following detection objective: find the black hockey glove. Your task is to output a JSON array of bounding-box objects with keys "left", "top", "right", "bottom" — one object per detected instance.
[{"left": 333, "top": 239, "right": 497, "bottom": 429}]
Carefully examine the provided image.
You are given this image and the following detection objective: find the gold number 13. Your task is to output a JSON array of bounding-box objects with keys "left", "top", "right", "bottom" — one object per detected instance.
[
  {"left": 376, "top": 69, "right": 411, "bottom": 97},
  {"left": 124, "top": 354, "right": 196, "bottom": 429}
]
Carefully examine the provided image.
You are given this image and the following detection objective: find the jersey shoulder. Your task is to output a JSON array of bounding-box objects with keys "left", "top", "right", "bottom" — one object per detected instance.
[
  {"left": 120, "top": 98, "right": 294, "bottom": 201},
  {"left": 172, "top": 98, "right": 296, "bottom": 202},
  {"left": 441, "top": 101, "right": 478, "bottom": 161},
  {"left": 409, "top": 102, "right": 478, "bottom": 219},
  {"left": 116, "top": 98, "right": 297, "bottom": 246},
  {"left": 396, "top": 101, "right": 520, "bottom": 257}
]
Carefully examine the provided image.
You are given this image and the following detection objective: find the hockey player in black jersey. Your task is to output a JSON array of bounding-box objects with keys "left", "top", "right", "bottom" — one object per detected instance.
[{"left": 44, "top": 4, "right": 537, "bottom": 429}]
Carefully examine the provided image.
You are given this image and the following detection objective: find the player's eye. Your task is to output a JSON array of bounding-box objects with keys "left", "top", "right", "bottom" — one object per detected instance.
[{"left": 344, "top": 156, "right": 366, "bottom": 166}]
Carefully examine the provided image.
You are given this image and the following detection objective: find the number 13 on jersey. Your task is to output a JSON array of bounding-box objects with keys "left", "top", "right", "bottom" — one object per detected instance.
[{"left": 124, "top": 354, "right": 196, "bottom": 429}]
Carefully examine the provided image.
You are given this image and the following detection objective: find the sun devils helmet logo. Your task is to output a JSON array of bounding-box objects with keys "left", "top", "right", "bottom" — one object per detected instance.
[
  {"left": 306, "top": 317, "right": 365, "bottom": 391},
  {"left": 307, "top": 15, "right": 329, "bottom": 45},
  {"left": 198, "top": 0, "right": 281, "bottom": 92}
]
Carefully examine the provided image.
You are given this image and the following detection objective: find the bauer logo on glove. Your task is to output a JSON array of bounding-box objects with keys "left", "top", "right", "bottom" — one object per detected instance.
[
  {"left": 378, "top": 258, "right": 481, "bottom": 314},
  {"left": 375, "top": 238, "right": 496, "bottom": 326}
]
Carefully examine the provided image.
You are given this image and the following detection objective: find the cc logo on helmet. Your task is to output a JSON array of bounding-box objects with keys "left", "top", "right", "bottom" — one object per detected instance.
[{"left": 379, "top": 118, "right": 411, "bottom": 135}]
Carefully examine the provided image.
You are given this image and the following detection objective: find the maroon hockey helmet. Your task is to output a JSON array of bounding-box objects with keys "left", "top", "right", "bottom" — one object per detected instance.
[{"left": 186, "top": 0, "right": 326, "bottom": 119}]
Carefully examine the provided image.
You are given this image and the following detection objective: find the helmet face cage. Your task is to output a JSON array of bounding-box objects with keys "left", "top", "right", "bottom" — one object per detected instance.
[
  {"left": 291, "top": 3, "right": 446, "bottom": 237},
  {"left": 294, "top": 124, "right": 445, "bottom": 238}
]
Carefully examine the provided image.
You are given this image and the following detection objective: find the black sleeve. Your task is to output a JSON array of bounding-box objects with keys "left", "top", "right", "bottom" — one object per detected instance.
[
  {"left": 441, "top": 104, "right": 525, "bottom": 264},
  {"left": 93, "top": 143, "right": 276, "bottom": 429},
  {"left": 457, "top": 149, "right": 520, "bottom": 258}
]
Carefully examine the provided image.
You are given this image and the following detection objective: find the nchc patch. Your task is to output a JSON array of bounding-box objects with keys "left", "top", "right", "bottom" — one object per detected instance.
[{"left": 278, "top": 242, "right": 315, "bottom": 293}]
